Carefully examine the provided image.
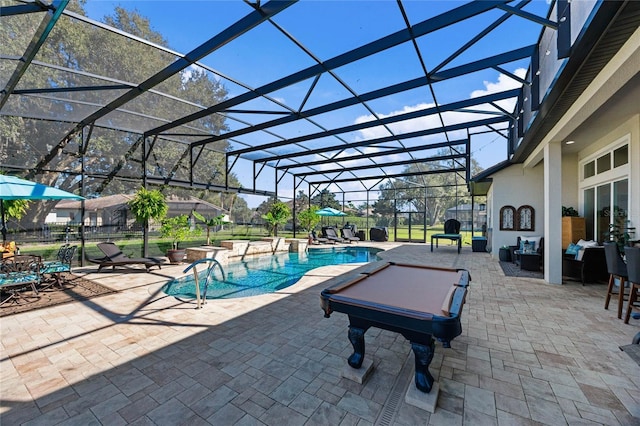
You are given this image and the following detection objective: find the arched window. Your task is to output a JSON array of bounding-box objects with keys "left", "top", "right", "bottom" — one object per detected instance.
[
  {"left": 517, "top": 205, "right": 535, "bottom": 231},
  {"left": 500, "top": 206, "right": 515, "bottom": 231}
]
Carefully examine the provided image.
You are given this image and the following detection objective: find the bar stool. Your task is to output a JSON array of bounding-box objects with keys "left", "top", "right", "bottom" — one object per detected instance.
[
  {"left": 603, "top": 242, "right": 628, "bottom": 319},
  {"left": 623, "top": 246, "right": 640, "bottom": 324}
]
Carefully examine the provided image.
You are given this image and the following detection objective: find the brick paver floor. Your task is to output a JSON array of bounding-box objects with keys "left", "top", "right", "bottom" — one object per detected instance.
[{"left": 1, "top": 243, "right": 639, "bottom": 425}]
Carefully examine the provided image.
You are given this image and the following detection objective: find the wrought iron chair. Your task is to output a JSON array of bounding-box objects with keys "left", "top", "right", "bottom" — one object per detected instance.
[
  {"left": 0, "top": 255, "right": 42, "bottom": 306},
  {"left": 41, "top": 244, "right": 77, "bottom": 290}
]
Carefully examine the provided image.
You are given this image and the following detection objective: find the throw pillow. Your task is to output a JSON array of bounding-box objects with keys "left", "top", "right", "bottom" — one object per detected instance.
[
  {"left": 577, "top": 239, "right": 598, "bottom": 248},
  {"left": 565, "top": 243, "right": 582, "bottom": 257},
  {"left": 519, "top": 236, "right": 541, "bottom": 251}
]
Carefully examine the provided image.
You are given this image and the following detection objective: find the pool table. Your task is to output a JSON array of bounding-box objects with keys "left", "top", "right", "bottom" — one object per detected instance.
[{"left": 320, "top": 262, "right": 470, "bottom": 393}]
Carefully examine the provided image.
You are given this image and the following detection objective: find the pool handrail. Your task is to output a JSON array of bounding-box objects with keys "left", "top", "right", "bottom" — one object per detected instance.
[{"left": 183, "top": 258, "right": 226, "bottom": 309}]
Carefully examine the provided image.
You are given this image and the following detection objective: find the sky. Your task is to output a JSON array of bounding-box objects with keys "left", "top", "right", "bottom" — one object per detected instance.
[{"left": 82, "top": 1, "right": 552, "bottom": 207}]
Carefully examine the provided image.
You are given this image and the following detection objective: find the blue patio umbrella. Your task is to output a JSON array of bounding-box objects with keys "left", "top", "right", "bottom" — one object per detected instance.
[
  {"left": 0, "top": 175, "right": 85, "bottom": 243},
  {"left": 315, "top": 207, "right": 346, "bottom": 217},
  {"left": 315, "top": 207, "right": 347, "bottom": 227}
]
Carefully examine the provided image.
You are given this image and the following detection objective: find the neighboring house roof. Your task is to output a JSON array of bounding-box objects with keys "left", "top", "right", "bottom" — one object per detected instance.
[
  {"left": 164, "top": 195, "right": 227, "bottom": 216},
  {"left": 55, "top": 194, "right": 133, "bottom": 210},
  {"left": 55, "top": 194, "right": 227, "bottom": 214}
]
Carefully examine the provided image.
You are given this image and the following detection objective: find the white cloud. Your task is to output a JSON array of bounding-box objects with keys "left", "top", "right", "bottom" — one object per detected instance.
[
  {"left": 180, "top": 64, "right": 218, "bottom": 84},
  {"left": 353, "top": 68, "right": 527, "bottom": 143},
  {"left": 470, "top": 68, "right": 527, "bottom": 98}
]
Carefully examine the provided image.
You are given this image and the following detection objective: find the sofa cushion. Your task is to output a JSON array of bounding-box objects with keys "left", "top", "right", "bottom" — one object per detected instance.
[{"left": 576, "top": 240, "right": 598, "bottom": 260}]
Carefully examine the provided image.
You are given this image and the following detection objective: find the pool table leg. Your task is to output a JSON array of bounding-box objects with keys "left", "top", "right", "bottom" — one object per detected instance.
[
  {"left": 347, "top": 326, "right": 367, "bottom": 368},
  {"left": 411, "top": 338, "right": 435, "bottom": 393}
]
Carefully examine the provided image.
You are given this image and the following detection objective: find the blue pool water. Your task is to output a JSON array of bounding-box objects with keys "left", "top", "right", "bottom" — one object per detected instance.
[{"left": 161, "top": 246, "right": 382, "bottom": 300}]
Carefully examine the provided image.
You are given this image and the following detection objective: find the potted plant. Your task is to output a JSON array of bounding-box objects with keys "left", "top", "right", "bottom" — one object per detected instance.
[
  {"left": 191, "top": 211, "right": 230, "bottom": 246},
  {"left": 608, "top": 219, "right": 636, "bottom": 254},
  {"left": 562, "top": 206, "right": 579, "bottom": 217},
  {"left": 160, "top": 214, "right": 201, "bottom": 263},
  {"left": 127, "top": 188, "right": 168, "bottom": 256}
]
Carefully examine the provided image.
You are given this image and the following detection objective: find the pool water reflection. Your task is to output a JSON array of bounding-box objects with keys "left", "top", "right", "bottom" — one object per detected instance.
[{"left": 162, "top": 246, "right": 382, "bottom": 300}]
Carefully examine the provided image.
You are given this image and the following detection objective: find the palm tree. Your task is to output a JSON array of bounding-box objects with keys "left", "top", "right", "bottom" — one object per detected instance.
[
  {"left": 261, "top": 201, "right": 291, "bottom": 237},
  {"left": 192, "top": 211, "right": 229, "bottom": 245}
]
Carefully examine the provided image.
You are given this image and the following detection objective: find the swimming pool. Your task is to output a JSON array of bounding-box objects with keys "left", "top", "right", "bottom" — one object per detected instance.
[{"left": 161, "top": 246, "right": 382, "bottom": 300}]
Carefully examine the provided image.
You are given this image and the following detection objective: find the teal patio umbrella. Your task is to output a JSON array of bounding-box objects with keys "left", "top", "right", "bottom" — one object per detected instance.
[
  {"left": 0, "top": 175, "right": 85, "bottom": 243},
  {"left": 315, "top": 207, "right": 347, "bottom": 227},
  {"left": 315, "top": 207, "right": 346, "bottom": 217}
]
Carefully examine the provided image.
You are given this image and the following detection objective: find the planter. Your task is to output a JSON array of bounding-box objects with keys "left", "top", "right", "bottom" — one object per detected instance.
[
  {"left": 499, "top": 247, "right": 511, "bottom": 262},
  {"left": 167, "top": 249, "right": 186, "bottom": 264}
]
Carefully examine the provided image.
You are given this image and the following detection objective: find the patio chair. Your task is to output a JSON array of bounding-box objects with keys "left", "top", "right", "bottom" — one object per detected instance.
[
  {"left": 0, "top": 255, "right": 41, "bottom": 306},
  {"left": 310, "top": 230, "right": 331, "bottom": 245},
  {"left": 623, "top": 246, "right": 639, "bottom": 324},
  {"left": 88, "top": 242, "right": 165, "bottom": 273},
  {"left": 513, "top": 236, "right": 544, "bottom": 270},
  {"left": 431, "top": 219, "right": 462, "bottom": 254},
  {"left": 323, "top": 227, "right": 346, "bottom": 243},
  {"left": 604, "top": 242, "right": 629, "bottom": 319},
  {"left": 41, "top": 244, "right": 77, "bottom": 290},
  {"left": 341, "top": 228, "right": 360, "bottom": 243}
]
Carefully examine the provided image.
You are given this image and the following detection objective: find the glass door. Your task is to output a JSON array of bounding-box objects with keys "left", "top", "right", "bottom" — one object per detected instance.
[{"left": 584, "top": 178, "right": 628, "bottom": 243}]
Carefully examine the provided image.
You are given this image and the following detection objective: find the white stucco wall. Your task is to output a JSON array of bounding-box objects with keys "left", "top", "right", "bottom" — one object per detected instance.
[
  {"left": 488, "top": 163, "right": 545, "bottom": 257},
  {"left": 483, "top": 28, "right": 639, "bottom": 277},
  {"left": 561, "top": 153, "right": 579, "bottom": 212},
  {"left": 577, "top": 114, "right": 640, "bottom": 233}
]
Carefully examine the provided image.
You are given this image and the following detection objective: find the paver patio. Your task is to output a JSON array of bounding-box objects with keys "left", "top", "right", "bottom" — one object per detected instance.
[{"left": 1, "top": 243, "right": 639, "bottom": 425}]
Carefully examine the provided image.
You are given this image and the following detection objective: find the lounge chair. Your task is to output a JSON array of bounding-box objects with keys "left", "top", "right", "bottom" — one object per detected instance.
[
  {"left": 310, "top": 231, "right": 331, "bottom": 245},
  {"left": 88, "top": 242, "right": 165, "bottom": 273},
  {"left": 430, "top": 219, "right": 462, "bottom": 254},
  {"left": 341, "top": 228, "right": 360, "bottom": 243},
  {"left": 324, "top": 227, "right": 346, "bottom": 243}
]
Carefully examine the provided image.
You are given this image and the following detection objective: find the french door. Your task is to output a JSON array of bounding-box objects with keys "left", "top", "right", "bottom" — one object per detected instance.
[{"left": 583, "top": 178, "right": 628, "bottom": 243}]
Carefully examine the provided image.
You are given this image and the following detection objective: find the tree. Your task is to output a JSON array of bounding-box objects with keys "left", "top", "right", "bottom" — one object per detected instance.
[
  {"left": 128, "top": 188, "right": 168, "bottom": 224},
  {"left": 311, "top": 189, "right": 340, "bottom": 209},
  {"left": 230, "top": 196, "right": 252, "bottom": 225},
  {"left": 2, "top": 199, "right": 30, "bottom": 222},
  {"left": 261, "top": 201, "right": 291, "bottom": 236},
  {"left": 127, "top": 187, "right": 168, "bottom": 255},
  {"left": 1, "top": 199, "right": 31, "bottom": 241},
  {"left": 297, "top": 206, "right": 321, "bottom": 234},
  {"left": 293, "top": 190, "right": 310, "bottom": 213},
  {"left": 1, "top": 3, "right": 232, "bottom": 228},
  {"left": 374, "top": 150, "right": 483, "bottom": 226},
  {"left": 255, "top": 196, "right": 279, "bottom": 220},
  {"left": 192, "top": 211, "right": 229, "bottom": 245},
  {"left": 160, "top": 214, "right": 201, "bottom": 250}
]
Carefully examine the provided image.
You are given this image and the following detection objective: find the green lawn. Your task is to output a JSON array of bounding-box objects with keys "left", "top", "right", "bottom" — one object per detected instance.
[{"left": 17, "top": 225, "right": 482, "bottom": 264}]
